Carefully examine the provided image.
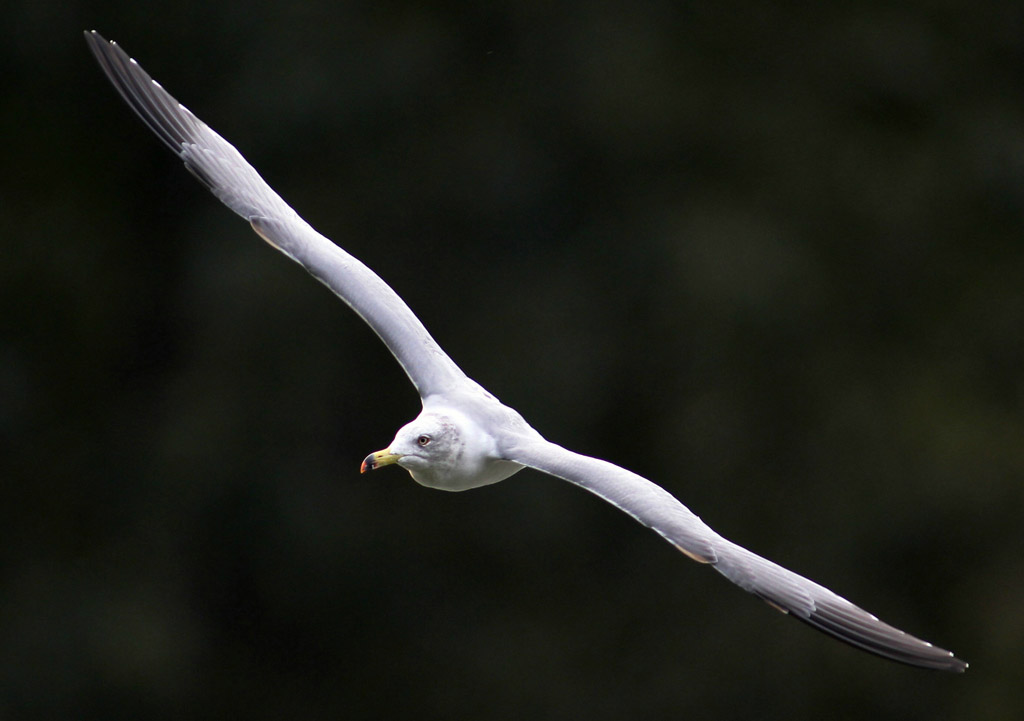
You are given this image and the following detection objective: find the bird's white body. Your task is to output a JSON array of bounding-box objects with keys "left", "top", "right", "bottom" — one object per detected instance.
[{"left": 389, "top": 399, "right": 533, "bottom": 491}]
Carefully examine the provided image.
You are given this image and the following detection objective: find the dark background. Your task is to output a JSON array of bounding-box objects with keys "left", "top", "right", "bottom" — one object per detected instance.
[{"left": 3, "top": 1, "right": 1023, "bottom": 719}]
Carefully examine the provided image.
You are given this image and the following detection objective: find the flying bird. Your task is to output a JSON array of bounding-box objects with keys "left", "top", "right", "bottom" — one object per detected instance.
[{"left": 85, "top": 30, "right": 967, "bottom": 672}]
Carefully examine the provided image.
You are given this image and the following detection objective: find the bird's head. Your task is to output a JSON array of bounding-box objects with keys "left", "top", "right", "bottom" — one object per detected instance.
[
  {"left": 360, "top": 409, "right": 523, "bottom": 491},
  {"left": 361, "top": 412, "right": 462, "bottom": 487}
]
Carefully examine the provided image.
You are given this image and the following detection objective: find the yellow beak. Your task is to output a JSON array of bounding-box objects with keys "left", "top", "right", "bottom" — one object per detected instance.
[{"left": 360, "top": 448, "right": 402, "bottom": 474}]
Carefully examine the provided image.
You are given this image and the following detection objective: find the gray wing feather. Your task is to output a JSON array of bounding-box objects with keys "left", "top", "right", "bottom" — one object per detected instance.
[
  {"left": 508, "top": 436, "right": 967, "bottom": 672},
  {"left": 84, "top": 31, "right": 466, "bottom": 398}
]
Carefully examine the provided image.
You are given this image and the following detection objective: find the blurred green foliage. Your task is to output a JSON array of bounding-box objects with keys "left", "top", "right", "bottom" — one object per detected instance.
[{"left": 2, "top": 1, "right": 1022, "bottom": 719}]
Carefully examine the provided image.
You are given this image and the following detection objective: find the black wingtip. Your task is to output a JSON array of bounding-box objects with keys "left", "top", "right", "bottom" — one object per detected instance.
[
  {"left": 790, "top": 602, "right": 969, "bottom": 673},
  {"left": 83, "top": 29, "right": 106, "bottom": 46}
]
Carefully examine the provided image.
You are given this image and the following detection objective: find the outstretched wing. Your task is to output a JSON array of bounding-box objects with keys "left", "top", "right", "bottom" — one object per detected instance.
[
  {"left": 507, "top": 436, "right": 967, "bottom": 671},
  {"left": 84, "top": 31, "right": 466, "bottom": 399}
]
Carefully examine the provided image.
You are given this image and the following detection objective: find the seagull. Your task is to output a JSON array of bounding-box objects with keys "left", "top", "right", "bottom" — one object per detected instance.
[{"left": 85, "top": 30, "right": 967, "bottom": 672}]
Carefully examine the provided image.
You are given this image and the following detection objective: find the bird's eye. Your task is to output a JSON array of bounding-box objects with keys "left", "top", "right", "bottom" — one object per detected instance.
[{"left": 417, "top": 435, "right": 431, "bottom": 446}]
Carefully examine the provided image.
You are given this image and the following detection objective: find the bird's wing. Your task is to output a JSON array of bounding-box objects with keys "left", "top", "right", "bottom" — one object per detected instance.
[
  {"left": 84, "top": 31, "right": 466, "bottom": 399},
  {"left": 506, "top": 436, "right": 966, "bottom": 672}
]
